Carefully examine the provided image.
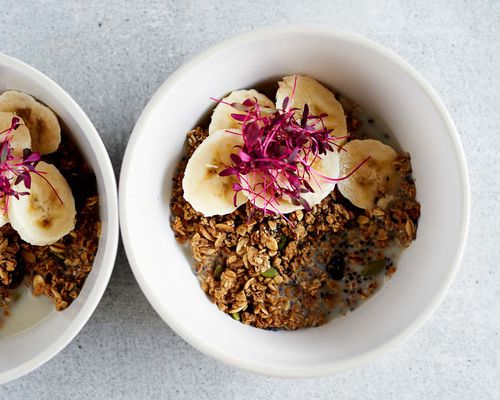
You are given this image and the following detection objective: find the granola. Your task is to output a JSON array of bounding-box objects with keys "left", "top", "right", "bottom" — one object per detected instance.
[
  {"left": 0, "top": 135, "right": 100, "bottom": 326},
  {"left": 170, "top": 127, "right": 420, "bottom": 330}
]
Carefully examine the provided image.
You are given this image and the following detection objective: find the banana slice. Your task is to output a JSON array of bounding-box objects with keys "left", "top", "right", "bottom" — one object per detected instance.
[
  {"left": 209, "top": 89, "right": 274, "bottom": 135},
  {"left": 0, "top": 112, "right": 31, "bottom": 157},
  {"left": 0, "top": 197, "right": 8, "bottom": 228},
  {"left": 276, "top": 75, "right": 348, "bottom": 143},
  {"left": 338, "top": 139, "right": 399, "bottom": 209},
  {"left": 0, "top": 91, "right": 61, "bottom": 155},
  {"left": 241, "top": 150, "right": 340, "bottom": 214},
  {"left": 8, "top": 161, "right": 76, "bottom": 246},
  {"left": 183, "top": 129, "right": 247, "bottom": 216},
  {"left": 301, "top": 150, "right": 340, "bottom": 208},
  {"left": 240, "top": 171, "right": 303, "bottom": 214}
]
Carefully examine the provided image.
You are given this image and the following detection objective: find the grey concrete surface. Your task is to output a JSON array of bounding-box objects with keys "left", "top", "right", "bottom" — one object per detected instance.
[{"left": 0, "top": 0, "right": 499, "bottom": 398}]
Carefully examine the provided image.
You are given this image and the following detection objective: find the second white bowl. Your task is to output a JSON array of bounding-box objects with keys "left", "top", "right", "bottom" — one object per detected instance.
[{"left": 0, "top": 54, "right": 119, "bottom": 384}]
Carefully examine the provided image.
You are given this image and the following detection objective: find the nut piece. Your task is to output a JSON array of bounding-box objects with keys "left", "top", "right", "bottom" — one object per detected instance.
[
  {"left": 33, "top": 275, "right": 45, "bottom": 296},
  {"left": 265, "top": 237, "right": 278, "bottom": 251}
]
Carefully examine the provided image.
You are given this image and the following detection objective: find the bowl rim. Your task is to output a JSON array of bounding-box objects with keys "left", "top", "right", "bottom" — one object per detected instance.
[
  {"left": 119, "top": 25, "right": 471, "bottom": 378},
  {"left": 0, "top": 53, "right": 119, "bottom": 385}
]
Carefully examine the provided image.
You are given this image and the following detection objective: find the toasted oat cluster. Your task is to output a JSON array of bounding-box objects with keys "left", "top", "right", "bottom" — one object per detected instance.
[
  {"left": 0, "top": 226, "right": 22, "bottom": 288},
  {"left": 170, "top": 128, "right": 420, "bottom": 330},
  {"left": 0, "top": 137, "right": 100, "bottom": 325},
  {"left": 23, "top": 195, "right": 99, "bottom": 311}
]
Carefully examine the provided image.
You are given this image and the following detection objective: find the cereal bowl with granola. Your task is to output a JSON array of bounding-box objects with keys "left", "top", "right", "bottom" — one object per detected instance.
[
  {"left": 0, "top": 54, "right": 119, "bottom": 384},
  {"left": 120, "top": 27, "right": 469, "bottom": 377}
]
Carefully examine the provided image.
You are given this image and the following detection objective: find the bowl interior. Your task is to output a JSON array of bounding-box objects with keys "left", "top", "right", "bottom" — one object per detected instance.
[
  {"left": 121, "top": 29, "right": 468, "bottom": 376},
  {"left": 0, "top": 55, "right": 118, "bottom": 383}
]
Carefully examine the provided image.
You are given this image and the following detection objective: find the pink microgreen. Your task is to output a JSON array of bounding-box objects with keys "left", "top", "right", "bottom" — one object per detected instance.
[{"left": 213, "top": 80, "right": 369, "bottom": 217}]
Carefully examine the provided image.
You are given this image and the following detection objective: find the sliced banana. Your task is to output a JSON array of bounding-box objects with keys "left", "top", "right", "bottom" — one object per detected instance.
[
  {"left": 241, "top": 150, "right": 340, "bottom": 214},
  {"left": 240, "top": 171, "right": 302, "bottom": 214},
  {"left": 276, "top": 75, "right": 348, "bottom": 143},
  {"left": 209, "top": 89, "right": 274, "bottom": 135},
  {"left": 301, "top": 150, "right": 340, "bottom": 208},
  {"left": 338, "top": 139, "right": 399, "bottom": 209},
  {"left": 7, "top": 161, "right": 76, "bottom": 246},
  {"left": 0, "top": 112, "right": 31, "bottom": 157},
  {"left": 0, "top": 197, "right": 8, "bottom": 228},
  {"left": 0, "top": 91, "right": 61, "bottom": 155},
  {"left": 183, "top": 129, "right": 247, "bottom": 216}
]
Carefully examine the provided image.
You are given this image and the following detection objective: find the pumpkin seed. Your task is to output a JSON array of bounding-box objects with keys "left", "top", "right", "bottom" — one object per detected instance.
[
  {"left": 361, "top": 259, "right": 385, "bottom": 277},
  {"left": 261, "top": 267, "right": 278, "bottom": 278},
  {"left": 213, "top": 265, "right": 225, "bottom": 280},
  {"left": 231, "top": 312, "right": 240, "bottom": 321},
  {"left": 277, "top": 235, "right": 288, "bottom": 250}
]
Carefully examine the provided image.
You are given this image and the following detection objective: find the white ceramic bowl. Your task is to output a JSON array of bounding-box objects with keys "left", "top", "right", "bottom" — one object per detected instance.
[
  {"left": 120, "top": 27, "right": 470, "bottom": 377},
  {"left": 0, "top": 54, "right": 119, "bottom": 384}
]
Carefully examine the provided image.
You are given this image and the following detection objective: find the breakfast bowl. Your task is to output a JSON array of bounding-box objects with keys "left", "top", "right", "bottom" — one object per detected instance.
[
  {"left": 0, "top": 53, "right": 119, "bottom": 384},
  {"left": 119, "top": 26, "right": 470, "bottom": 377}
]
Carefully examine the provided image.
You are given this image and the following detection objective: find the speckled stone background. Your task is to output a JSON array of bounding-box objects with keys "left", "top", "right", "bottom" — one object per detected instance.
[{"left": 0, "top": 0, "right": 499, "bottom": 398}]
